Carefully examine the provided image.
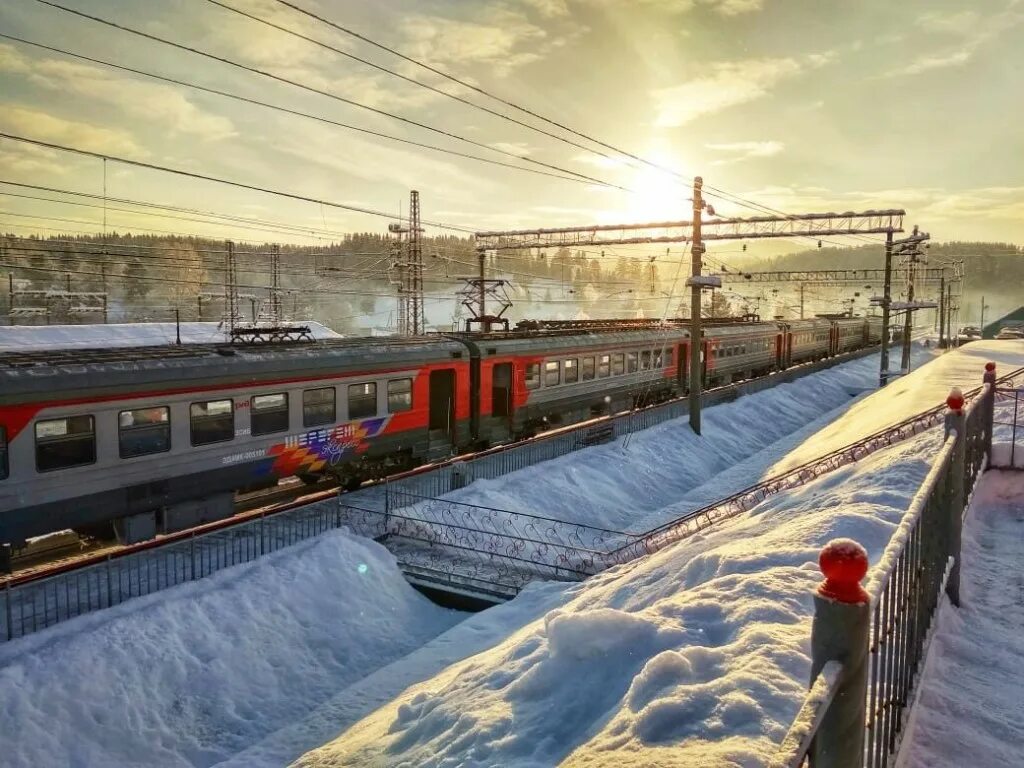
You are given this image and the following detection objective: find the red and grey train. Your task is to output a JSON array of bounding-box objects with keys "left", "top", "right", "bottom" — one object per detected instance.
[{"left": 0, "top": 315, "right": 881, "bottom": 549}]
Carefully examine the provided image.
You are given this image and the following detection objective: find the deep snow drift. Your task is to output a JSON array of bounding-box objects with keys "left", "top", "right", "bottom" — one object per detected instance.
[
  {"left": 295, "top": 341, "right": 1024, "bottom": 767},
  {"left": 900, "top": 470, "right": 1024, "bottom": 768},
  {"left": 0, "top": 531, "right": 461, "bottom": 768}
]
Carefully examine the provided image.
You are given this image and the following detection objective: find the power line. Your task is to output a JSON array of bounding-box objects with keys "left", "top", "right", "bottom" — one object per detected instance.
[
  {"left": 0, "top": 132, "right": 478, "bottom": 233},
  {"left": 205, "top": 0, "right": 623, "bottom": 165},
  {"left": 0, "top": 34, "right": 605, "bottom": 190},
  {"left": 269, "top": 0, "right": 890, "bottom": 246},
  {"left": 29, "top": 1, "right": 627, "bottom": 191}
]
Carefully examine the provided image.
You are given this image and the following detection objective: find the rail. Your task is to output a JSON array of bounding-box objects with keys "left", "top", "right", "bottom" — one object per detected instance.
[
  {"left": 773, "top": 371, "right": 997, "bottom": 768},
  {"left": 991, "top": 385, "right": 1024, "bottom": 469}
]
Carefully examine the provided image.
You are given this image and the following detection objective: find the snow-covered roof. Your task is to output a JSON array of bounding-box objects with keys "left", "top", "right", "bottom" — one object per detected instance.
[{"left": 0, "top": 320, "right": 343, "bottom": 352}]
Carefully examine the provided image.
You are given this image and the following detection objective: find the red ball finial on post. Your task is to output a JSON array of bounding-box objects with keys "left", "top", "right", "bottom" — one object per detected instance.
[
  {"left": 818, "top": 538, "right": 870, "bottom": 604},
  {"left": 946, "top": 386, "right": 964, "bottom": 413},
  {"left": 985, "top": 361, "right": 996, "bottom": 373}
]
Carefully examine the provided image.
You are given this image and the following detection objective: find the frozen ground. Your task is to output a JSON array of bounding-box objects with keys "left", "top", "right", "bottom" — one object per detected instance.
[
  {"left": 296, "top": 342, "right": 1024, "bottom": 767},
  {"left": 900, "top": 470, "right": 1024, "bottom": 768},
  {"left": 0, "top": 320, "right": 342, "bottom": 350},
  {"left": 0, "top": 531, "right": 461, "bottom": 768}
]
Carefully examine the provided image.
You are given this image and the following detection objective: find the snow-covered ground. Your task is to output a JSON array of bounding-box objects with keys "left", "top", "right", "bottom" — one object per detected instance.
[
  {"left": 0, "top": 531, "right": 462, "bottom": 768},
  {"left": 294, "top": 342, "right": 1024, "bottom": 767},
  {"left": 0, "top": 320, "right": 342, "bottom": 350},
  {"left": 899, "top": 470, "right": 1024, "bottom": 768},
  {"left": 3, "top": 341, "right": 1021, "bottom": 768}
]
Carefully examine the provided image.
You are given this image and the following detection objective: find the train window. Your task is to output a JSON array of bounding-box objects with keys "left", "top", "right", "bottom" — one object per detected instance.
[
  {"left": 563, "top": 359, "right": 578, "bottom": 384},
  {"left": 303, "top": 387, "right": 336, "bottom": 427},
  {"left": 665, "top": 348, "right": 673, "bottom": 367},
  {"left": 653, "top": 349, "right": 663, "bottom": 368},
  {"left": 190, "top": 400, "right": 234, "bottom": 446},
  {"left": 544, "top": 360, "right": 561, "bottom": 386},
  {"left": 118, "top": 406, "right": 171, "bottom": 459},
  {"left": 251, "top": 393, "right": 289, "bottom": 436},
  {"left": 0, "top": 427, "right": 7, "bottom": 480},
  {"left": 348, "top": 383, "right": 377, "bottom": 420},
  {"left": 582, "top": 357, "right": 596, "bottom": 381},
  {"left": 36, "top": 415, "right": 96, "bottom": 472},
  {"left": 598, "top": 355, "right": 611, "bottom": 378},
  {"left": 525, "top": 363, "right": 541, "bottom": 390},
  {"left": 640, "top": 351, "right": 651, "bottom": 370},
  {"left": 387, "top": 379, "right": 413, "bottom": 413},
  {"left": 627, "top": 352, "right": 639, "bottom": 373},
  {"left": 612, "top": 353, "right": 625, "bottom": 376}
]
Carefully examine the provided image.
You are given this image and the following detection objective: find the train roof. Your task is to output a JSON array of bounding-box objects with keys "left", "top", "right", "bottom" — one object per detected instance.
[{"left": 0, "top": 336, "right": 464, "bottom": 400}]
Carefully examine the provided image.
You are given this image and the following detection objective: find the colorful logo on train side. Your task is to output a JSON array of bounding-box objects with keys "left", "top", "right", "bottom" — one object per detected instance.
[{"left": 260, "top": 417, "right": 388, "bottom": 476}]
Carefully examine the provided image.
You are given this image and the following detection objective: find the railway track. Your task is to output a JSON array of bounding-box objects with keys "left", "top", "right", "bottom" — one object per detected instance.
[{"left": 1, "top": 345, "right": 883, "bottom": 589}]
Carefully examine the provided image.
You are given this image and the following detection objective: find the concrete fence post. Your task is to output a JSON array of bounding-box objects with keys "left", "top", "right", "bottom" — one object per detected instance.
[
  {"left": 810, "top": 538, "right": 871, "bottom": 768},
  {"left": 982, "top": 362, "right": 996, "bottom": 460},
  {"left": 943, "top": 388, "right": 966, "bottom": 608}
]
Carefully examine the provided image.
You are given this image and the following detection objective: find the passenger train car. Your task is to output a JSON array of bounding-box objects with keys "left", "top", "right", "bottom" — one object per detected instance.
[{"left": 0, "top": 315, "right": 883, "bottom": 549}]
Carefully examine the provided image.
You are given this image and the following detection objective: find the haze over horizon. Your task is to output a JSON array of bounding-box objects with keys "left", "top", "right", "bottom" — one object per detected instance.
[{"left": 1, "top": 0, "right": 1022, "bottom": 251}]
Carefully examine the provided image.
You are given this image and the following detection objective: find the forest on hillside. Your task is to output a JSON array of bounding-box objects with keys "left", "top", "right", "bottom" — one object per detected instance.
[{"left": 0, "top": 232, "right": 668, "bottom": 331}]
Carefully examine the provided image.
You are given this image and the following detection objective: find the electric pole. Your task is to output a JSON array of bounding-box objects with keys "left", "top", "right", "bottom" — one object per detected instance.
[
  {"left": 938, "top": 271, "right": 945, "bottom": 348},
  {"left": 799, "top": 282, "right": 805, "bottom": 320},
  {"left": 900, "top": 245, "right": 918, "bottom": 372},
  {"left": 879, "top": 230, "right": 893, "bottom": 386}
]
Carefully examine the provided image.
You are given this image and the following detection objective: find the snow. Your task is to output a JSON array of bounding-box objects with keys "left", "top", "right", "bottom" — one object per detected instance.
[
  {"left": 294, "top": 342, "right": 1024, "bottom": 767},
  {"left": 0, "top": 529, "right": 462, "bottom": 768},
  {"left": 899, "top": 470, "right": 1024, "bottom": 768},
  {"left": 0, "top": 320, "right": 342, "bottom": 350},
  {"left": 3, "top": 341, "right": 1022, "bottom": 768},
  {"left": 299, "top": 432, "right": 941, "bottom": 768}
]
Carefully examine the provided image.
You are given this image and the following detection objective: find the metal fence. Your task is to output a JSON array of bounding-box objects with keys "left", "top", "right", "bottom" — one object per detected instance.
[
  {"left": 1, "top": 500, "right": 348, "bottom": 642},
  {"left": 340, "top": 491, "right": 640, "bottom": 599},
  {"left": 991, "top": 387, "right": 1024, "bottom": 469},
  {"left": 772, "top": 379, "right": 995, "bottom": 768}
]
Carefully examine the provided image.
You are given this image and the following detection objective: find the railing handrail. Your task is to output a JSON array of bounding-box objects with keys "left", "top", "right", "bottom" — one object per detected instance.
[
  {"left": 771, "top": 660, "right": 846, "bottom": 768},
  {"left": 361, "top": 505, "right": 619, "bottom": 561},
  {"left": 865, "top": 432, "right": 957, "bottom": 602},
  {"left": 388, "top": 489, "right": 640, "bottom": 538}
]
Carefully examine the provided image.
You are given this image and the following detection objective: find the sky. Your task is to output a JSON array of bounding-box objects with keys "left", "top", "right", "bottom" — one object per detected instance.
[{"left": 0, "top": 0, "right": 1022, "bottom": 250}]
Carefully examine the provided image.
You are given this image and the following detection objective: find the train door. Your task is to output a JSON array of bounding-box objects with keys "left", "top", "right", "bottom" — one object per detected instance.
[
  {"left": 676, "top": 342, "right": 688, "bottom": 390},
  {"left": 829, "top": 324, "right": 838, "bottom": 357},
  {"left": 428, "top": 369, "right": 456, "bottom": 447},
  {"left": 775, "top": 333, "right": 784, "bottom": 370},
  {"left": 491, "top": 362, "right": 513, "bottom": 440}
]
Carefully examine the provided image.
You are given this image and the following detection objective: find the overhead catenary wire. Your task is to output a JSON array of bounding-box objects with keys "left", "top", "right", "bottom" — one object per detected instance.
[
  {"left": 0, "top": 34, "right": 606, "bottom": 190},
  {"left": 0, "top": 132, "right": 478, "bottom": 233},
  {"left": 268, "top": 0, "right": 891, "bottom": 247},
  {"left": 27, "top": 2, "right": 628, "bottom": 191}
]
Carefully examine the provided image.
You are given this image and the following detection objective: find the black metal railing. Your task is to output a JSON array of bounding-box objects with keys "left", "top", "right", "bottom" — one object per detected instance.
[
  {"left": 992, "top": 387, "right": 1023, "bottom": 469},
  {"left": 340, "top": 491, "right": 641, "bottom": 598},
  {"left": 773, "top": 382, "right": 995, "bottom": 768},
  {"left": 1, "top": 500, "right": 345, "bottom": 642}
]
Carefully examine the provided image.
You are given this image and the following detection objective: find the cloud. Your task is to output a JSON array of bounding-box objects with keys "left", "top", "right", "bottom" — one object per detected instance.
[
  {"left": 399, "top": 7, "right": 573, "bottom": 77},
  {"left": 897, "top": 49, "right": 972, "bottom": 76},
  {"left": 520, "top": 0, "right": 571, "bottom": 18},
  {"left": 0, "top": 44, "right": 236, "bottom": 141},
  {"left": 0, "top": 105, "right": 146, "bottom": 157},
  {"left": 918, "top": 10, "right": 980, "bottom": 34},
  {"left": 706, "top": 140, "right": 784, "bottom": 164},
  {"left": 652, "top": 57, "right": 814, "bottom": 126},
  {"left": 489, "top": 141, "right": 533, "bottom": 157}
]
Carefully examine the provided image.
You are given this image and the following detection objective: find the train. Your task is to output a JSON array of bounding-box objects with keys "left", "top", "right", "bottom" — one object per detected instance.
[{"left": 0, "top": 315, "right": 882, "bottom": 550}]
